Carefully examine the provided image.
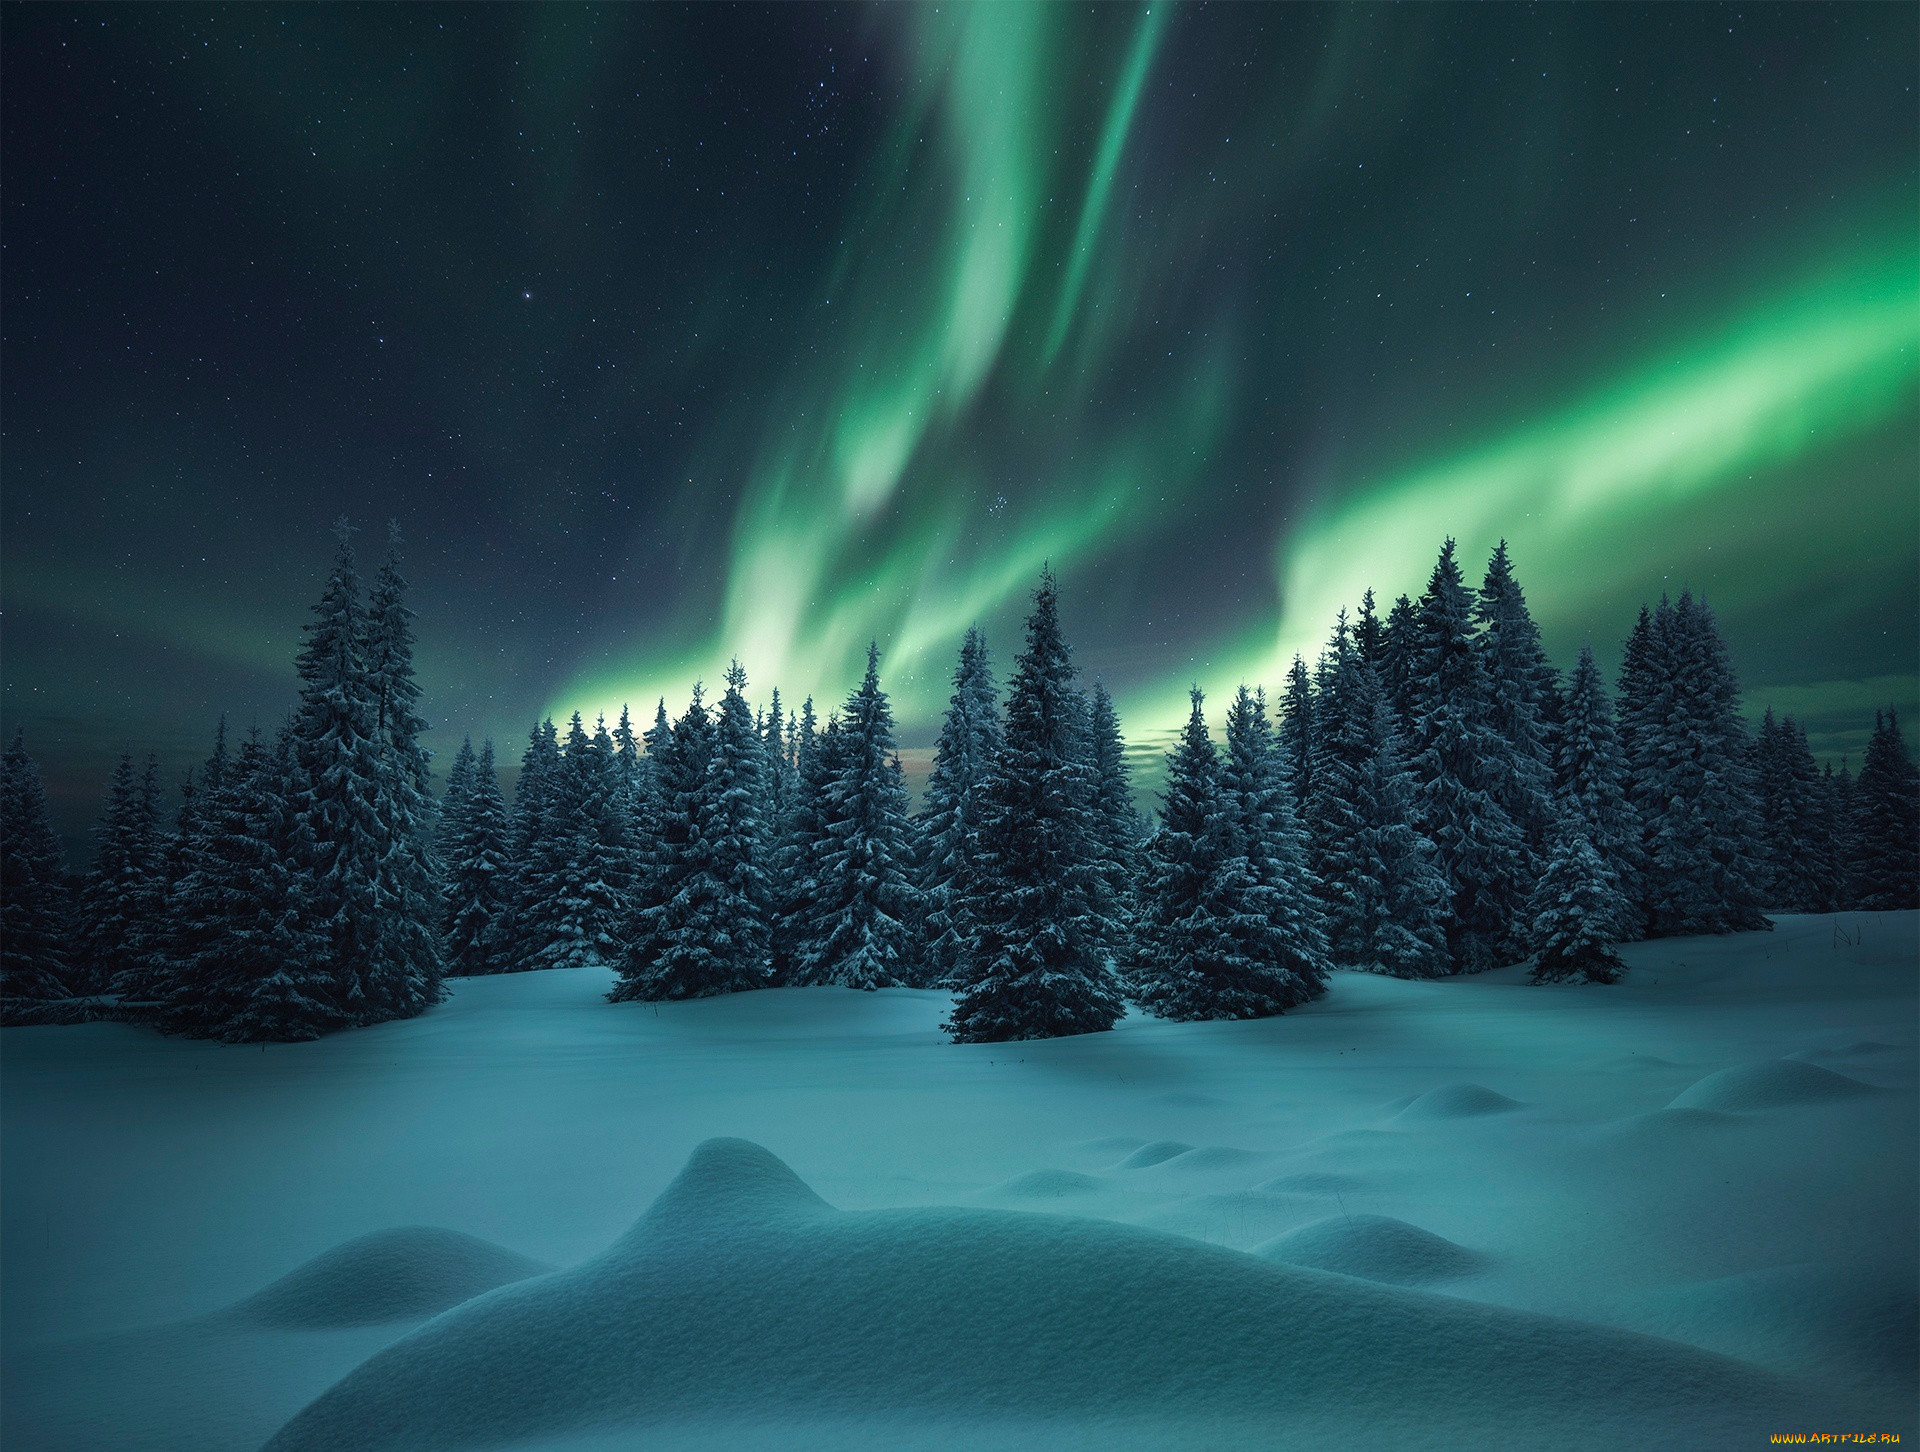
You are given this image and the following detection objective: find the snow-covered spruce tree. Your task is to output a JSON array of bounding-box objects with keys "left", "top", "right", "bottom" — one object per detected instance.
[
  {"left": 76, "top": 753, "right": 161, "bottom": 998},
  {"left": 613, "top": 670, "right": 769, "bottom": 1000},
  {"left": 1627, "top": 592, "right": 1770, "bottom": 937},
  {"left": 1474, "top": 542, "right": 1560, "bottom": 859},
  {"left": 527, "top": 715, "right": 629, "bottom": 971},
  {"left": 498, "top": 717, "right": 562, "bottom": 971},
  {"left": 945, "top": 571, "right": 1125, "bottom": 1042},
  {"left": 1277, "top": 654, "right": 1316, "bottom": 822},
  {"left": 1134, "top": 689, "right": 1324, "bottom": 1021},
  {"left": 612, "top": 688, "right": 715, "bottom": 1000},
  {"left": 796, "top": 644, "right": 921, "bottom": 989},
  {"left": 1754, "top": 710, "right": 1833, "bottom": 913},
  {"left": 758, "top": 690, "right": 794, "bottom": 945},
  {"left": 221, "top": 728, "right": 339, "bottom": 1041},
  {"left": 702, "top": 662, "right": 773, "bottom": 985},
  {"left": 1221, "top": 684, "right": 1328, "bottom": 992},
  {"left": 1086, "top": 680, "right": 1145, "bottom": 972},
  {"left": 113, "top": 766, "right": 200, "bottom": 1017},
  {"left": 1306, "top": 620, "right": 1450, "bottom": 978},
  {"left": 441, "top": 739, "right": 513, "bottom": 976},
  {"left": 358, "top": 535, "right": 447, "bottom": 1016},
  {"left": 1353, "top": 589, "right": 1386, "bottom": 670},
  {"left": 916, "top": 629, "right": 1003, "bottom": 987},
  {"left": 284, "top": 523, "right": 442, "bottom": 1030},
  {"left": 155, "top": 730, "right": 337, "bottom": 1040},
  {"left": 0, "top": 729, "right": 81, "bottom": 1021},
  {"left": 1555, "top": 646, "right": 1640, "bottom": 939},
  {"left": 1404, "top": 539, "right": 1528, "bottom": 971},
  {"left": 777, "top": 703, "right": 847, "bottom": 982},
  {"left": 1848, "top": 709, "right": 1920, "bottom": 910},
  {"left": 1378, "top": 592, "right": 1419, "bottom": 730},
  {"left": 440, "top": 736, "right": 476, "bottom": 846},
  {"left": 1527, "top": 816, "right": 1627, "bottom": 985}
]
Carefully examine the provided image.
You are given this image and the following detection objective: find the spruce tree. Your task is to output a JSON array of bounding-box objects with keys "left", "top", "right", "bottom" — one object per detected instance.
[
  {"left": 442, "top": 740, "right": 513, "bottom": 975},
  {"left": 1474, "top": 541, "right": 1559, "bottom": 858},
  {"left": 917, "top": 629, "right": 1003, "bottom": 986},
  {"left": 76, "top": 753, "right": 160, "bottom": 998},
  {"left": 529, "top": 715, "right": 628, "bottom": 971},
  {"left": 1220, "top": 684, "right": 1328, "bottom": 992},
  {"left": 1527, "top": 817, "right": 1627, "bottom": 985},
  {"left": 1754, "top": 711, "right": 1832, "bottom": 913},
  {"left": 222, "top": 728, "right": 339, "bottom": 1041},
  {"left": 499, "top": 717, "right": 562, "bottom": 971},
  {"left": 1086, "top": 680, "right": 1144, "bottom": 972},
  {"left": 1378, "top": 593, "right": 1419, "bottom": 729},
  {"left": 1277, "top": 655, "right": 1316, "bottom": 821},
  {"left": 0, "top": 730, "right": 80, "bottom": 1020},
  {"left": 1404, "top": 540, "right": 1528, "bottom": 971},
  {"left": 283, "top": 526, "right": 401, "bottom": 1024},
  {"left": 1306, "top": 622, "right": 1450, "bottom": 978},
  {"left": 1556, "top": 646, "right": 1639, "bottom": 938},
  {"left": 1353, "top": 589, "right": 1386, "bottom": 669},
  {"left": 613, "top": 672, "right": 769, "bottom": 1000},
  {"left": 759, "top": 689, "right": 794, "bottom": 945},
  {"left": 117, "top": 768, "right": 200, "bottom": 1014},
  {"left": 798, "top": 645, "right": 922, "bottom": 988},
  {"left": 1626, "top": 593, "right": 1769, "bottom": 936},
  {"left": 776, "top": 700, "right": 841, "bottom": 983},
  {"left": 157, "top": 731, "right": 337, "bottom": 1039},
  {"left": 1134, "top": 689, "right": 1325, "bottom": 1020},
  {"left": 702, "top": 662, "right": 773, "bottom": 985},
  {"left": 946, "top": 571, "right": 1125, "bottom": 1042},
  {"left": 1849, "top": 709, "right": 1920, "bottom": 910},
  {"left": 358, "top": 534, "right": 446, "bottom": 1016},
  {"left": 613, "top": 688, "right": 714, "bottom": 1000}
]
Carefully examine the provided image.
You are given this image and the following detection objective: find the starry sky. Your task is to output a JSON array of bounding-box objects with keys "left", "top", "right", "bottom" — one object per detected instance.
[{"left": 4, "top": 3, "right": 1915, "bottom": 849}]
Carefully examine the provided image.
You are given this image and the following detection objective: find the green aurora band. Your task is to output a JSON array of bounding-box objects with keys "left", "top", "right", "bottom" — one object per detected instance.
[{"left": 556, "top": 5, "right": 1917, "bottom": 765}]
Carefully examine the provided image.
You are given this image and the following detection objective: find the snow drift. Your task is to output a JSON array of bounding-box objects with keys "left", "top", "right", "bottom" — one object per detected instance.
[
  {"left": 226, "top": 1227, "right": 554, "bottom": 1329},
  {"left": 265, "top": 1137, "right": 1829, "bottom": 1452},
  {"left": 1255, "top": 1213, "right": 1484, "bottom": 1286}
]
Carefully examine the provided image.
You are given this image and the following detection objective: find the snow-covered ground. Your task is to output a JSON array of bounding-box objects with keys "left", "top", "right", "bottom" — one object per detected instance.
[{"left": 4, "top": 912, "right": 1915, "bottom": 1450}]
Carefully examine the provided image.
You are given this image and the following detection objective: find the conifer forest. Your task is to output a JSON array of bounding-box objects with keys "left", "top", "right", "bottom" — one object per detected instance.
[{"left": 4, "top": 534, "right": 1914, "bottom": 1040}]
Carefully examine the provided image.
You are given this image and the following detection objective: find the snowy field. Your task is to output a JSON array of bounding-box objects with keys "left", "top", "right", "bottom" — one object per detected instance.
[{"left": 4, "top": 912, "right": 1915, "bottom": 1450}]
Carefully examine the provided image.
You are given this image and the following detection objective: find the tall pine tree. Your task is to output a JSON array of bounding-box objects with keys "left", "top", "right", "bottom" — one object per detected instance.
[
  {"left": 0, "top": 730, "right": 80, "bottom": 1020},
  {"left": 917, "top": 629, "right": 1003, "bottom": 987},
  {"left": 797, "top": 645, "right": 921, "bottom": 989},
  {"left": 1306, "top": 622, "right": 1450, "bottom": 978},
  {"left": 1848, "top": 709, "right": 1920, "bottom": 910},
  {"left": 946, "top": 572, "right": 1125, "bottom": 1042},
  {"left": 1404, "top": 540, "right": 1528, "bottom": 971},
  {"left": 442, "top": 739, "right": 514, "bottom": 975}
]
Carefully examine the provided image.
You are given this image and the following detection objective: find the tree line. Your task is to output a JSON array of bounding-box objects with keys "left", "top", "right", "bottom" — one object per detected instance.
[{"left": 2, "top": 532, "right": 1915, "bottom": 1041}]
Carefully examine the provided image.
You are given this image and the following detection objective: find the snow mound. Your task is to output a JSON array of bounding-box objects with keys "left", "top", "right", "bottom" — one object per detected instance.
[
  {"left": 1254, "top": 1172, "right": 1372, "bottom": 1197},
  {"left": 988, "top": 1169, "right": 1107, "bottom": 1200},
  {"left": 1668, "top": 1060, "right": 1879, "bottom": 1112},
  {"left": 226, "top": 1227, "right": 554, "bottom": 1329},
  {"left": 1132, "top": 1145, "right": 1272, "bottom": 1176},
  {"left": 1788, "top": 1041, "right": 1901, "bottom": 1062},
  {"left": 265, "top": 1138, "right": 1829, "bottom": 1452},
  {"left": 1116, "top": 1139, "right": 1194, "bottom": 1169},
  {"left": 1392, "top": 1083, "right": 1522, "bottom": 1121},
  {"left": 1255, "top": 1214, "right": 1484, "bottom": 1286}
]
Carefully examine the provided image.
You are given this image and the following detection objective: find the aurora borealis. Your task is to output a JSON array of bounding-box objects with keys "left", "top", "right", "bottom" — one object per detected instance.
[{"left": 4, "top": 4, "right": 1915, "bottom": 844}]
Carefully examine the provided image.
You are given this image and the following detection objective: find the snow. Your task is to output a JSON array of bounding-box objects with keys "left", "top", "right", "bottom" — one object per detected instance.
[{"left": 4, "top": 911, "right": 1916, "bottom": 1449}]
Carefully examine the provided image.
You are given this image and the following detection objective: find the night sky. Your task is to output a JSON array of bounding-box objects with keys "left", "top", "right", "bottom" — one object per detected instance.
[{"left": 4, "top": 3, "right": 1915, "bottom": 849}]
